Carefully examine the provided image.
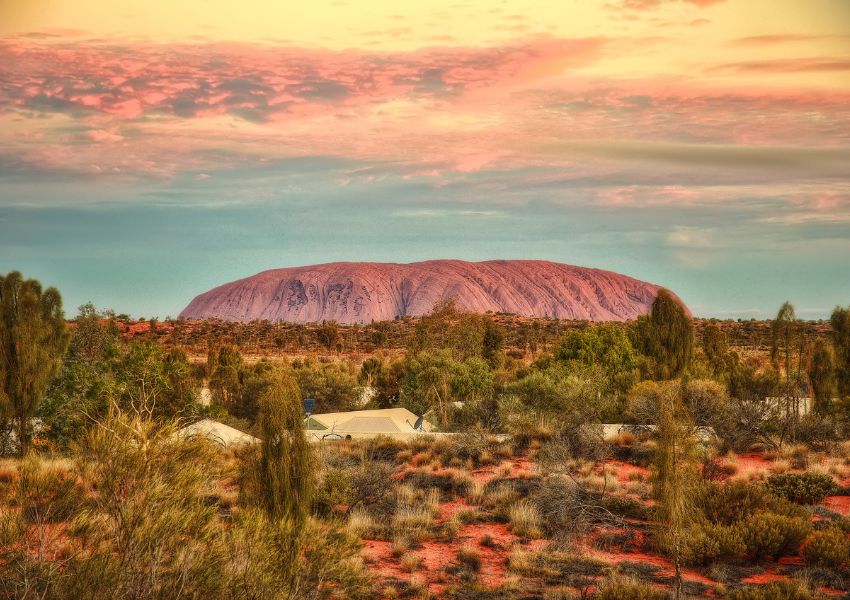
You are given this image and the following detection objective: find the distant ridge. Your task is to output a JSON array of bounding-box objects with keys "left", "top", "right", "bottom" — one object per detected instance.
[{"left": 179, "top": 260, "right": 685, "bottom": 324}]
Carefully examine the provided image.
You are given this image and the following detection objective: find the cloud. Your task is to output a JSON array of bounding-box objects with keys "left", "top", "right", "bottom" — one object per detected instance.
[
  {"left": 710, "top": 57, "right": 850, "bottom": 74},
  {"left": 731, "top": 34, "right": 850, "bottom": 46},
  {"left": 610, "top": 0, "right": 724, "bottom": 11},
  {"left": 0, "top": 36, "right": 605, "bottom": 124},
  {"left": 548, "top": 140, "right": 850, "bottom": 178}
]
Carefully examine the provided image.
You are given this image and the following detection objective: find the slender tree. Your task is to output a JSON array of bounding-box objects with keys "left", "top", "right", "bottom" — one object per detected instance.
[
  {"left": 831, "top": 306, "right": 850, "bottom": 399},
  {"left": 256, "top": 372, "right": 313, "bottom": 527},
  {"left": 652, "top": 381, "right": 700, "bottom": 600},
  {"left": 639, "top": 289, "right": 694, "bottom": 379},
  {"left": 771, "top": 302, "right": 799, "bottom": 376},
  {"left": 702, "top": 322, "right": 735, "bottom": 378},
  {"left": 808, "top": 339, "right": 835, "bottom": 414},
  {"left": 0, "top": 272, "right": 70, "bottom": 455}
]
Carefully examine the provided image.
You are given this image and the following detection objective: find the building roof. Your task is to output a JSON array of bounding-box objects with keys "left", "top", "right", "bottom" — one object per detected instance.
[
  {"left": 179, "top": 418, "right": 259, "bottom": 447},
  {"left": 306, "top": 408, "right": 433, "bottom": 434}
]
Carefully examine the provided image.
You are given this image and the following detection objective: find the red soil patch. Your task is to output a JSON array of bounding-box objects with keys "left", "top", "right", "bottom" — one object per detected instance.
[
  {"left": 824, "top": 495, "right": 850, "bottom": 516},
  {"left": 741, "top": 571, "right": 789, "bottom": 585},
  {"left": 734, "top": 452, "right": 775, "bottom": 474},
  {"left": 588, "top": 547, "right": 716, "bottom": 587},
  {"left": 437, "top": 499, "right": 468, "bottom": 522},
  {"left": 607, "top": 460, "right": 649, "bottom": 484}
]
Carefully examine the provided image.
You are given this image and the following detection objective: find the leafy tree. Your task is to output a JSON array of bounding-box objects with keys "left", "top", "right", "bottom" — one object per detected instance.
[
  {"left": 41, "top": 305, "right": 120, "bottom": 448},
  {"left": 293, "top": 360, "right": 359, "bottom": 413},
  {"left": 114, "top": 341, "right": 197, "bottom": 419},
  {"left": 501, "top": 363, "right": 607, "bottom": 436},
  {"left": 635, "top": 290, "right": 693, "bottom": 380},
  {"left": 0, "top": 272, "right": 70, "bottom": 455},
  {"left": 407, "top": 299, "right": 497, "bottom": 362},
  {"left": 808, "top": 339, "right": 835, "bottom": 414},
  {"left": 358, "top": 357, "right": 383, "bottom": 387},
  {"left": 830, "top": 305, "right": 850, "bottom": 398},
  {"left": 316, "top": 321, "right": 340, "bottom": 351},
  {"left": 556, "top": 323, "right": 638, "bottom": 394},
  {"left": 236, "top": 361, "right": 277, "bottom": 423},
  {"left": 400, "top": 349, "right": 456, "bottom": 423}
]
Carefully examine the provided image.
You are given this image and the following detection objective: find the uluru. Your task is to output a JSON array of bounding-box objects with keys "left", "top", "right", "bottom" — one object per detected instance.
[{"left": 179, "top": 260, "right": 683, "bottom": 324}]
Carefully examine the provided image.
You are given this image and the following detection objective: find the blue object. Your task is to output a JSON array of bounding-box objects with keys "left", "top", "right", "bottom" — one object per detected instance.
[{"left": 302, "top": 398, "right": 316, "bottom": 416}]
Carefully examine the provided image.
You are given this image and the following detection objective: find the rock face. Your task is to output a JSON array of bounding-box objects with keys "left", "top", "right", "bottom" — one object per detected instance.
[{"left": 179, "top": 260, "right": 683, "bottom": 324}]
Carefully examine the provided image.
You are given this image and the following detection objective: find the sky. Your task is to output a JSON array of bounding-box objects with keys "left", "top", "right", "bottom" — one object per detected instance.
[{"left": 0, "top": 0, "right": 848, "bottom": 320}]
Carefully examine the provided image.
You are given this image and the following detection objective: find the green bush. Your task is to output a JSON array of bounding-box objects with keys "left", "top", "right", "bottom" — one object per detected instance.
[
  {"left": 724, "top": 579, "right": 824, "bottom": 600},
  {"left": 766, "top": 473, "right": 838, "bottom": 505},
  {"left": 681, "top": 523, "right": 745, "bottom": 566},
  {"left": 702, "top": 480, "right": 772, "bottom": 525},
  {"left": 738, "top": 513, "right": 812, "bottom": 560},
  {"left": 802, "top": 527, "right": 850, "bottom": 569},
  {"left": 594, "top": 576, "right": 665, "bottom": 600}
]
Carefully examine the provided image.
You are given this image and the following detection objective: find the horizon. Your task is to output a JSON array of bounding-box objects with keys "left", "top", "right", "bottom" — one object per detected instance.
[{"left": 1, "top": 1, "right": 849, "bottom": 320}]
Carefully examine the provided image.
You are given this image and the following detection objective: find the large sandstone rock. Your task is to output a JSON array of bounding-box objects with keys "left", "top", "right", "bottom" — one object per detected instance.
[{"left": 179, "top": 260, "right": 684, "bottom": 324}]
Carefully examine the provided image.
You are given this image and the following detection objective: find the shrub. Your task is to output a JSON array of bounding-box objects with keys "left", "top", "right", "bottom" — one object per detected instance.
[
  {"left": 594, "top": 576, "right": 665, "bottom": 600},
  {"left": 724, "top": 579, "right": 824, "bottom": 600},
  {"left": 681, "top": 523, "right": 746, "bottom": 566},
  {"left": 507, "top": 549, "right": 607, "bottom": 585},
  {"left": 766, "top": 473, "right": 838, "bottom": 505},
  {"left": 601, "top": 494, "right": 651, "bottom": 520},
  {"left": 739, "top": 513, "right": 812, "bottom": 559},
  {"left": 802, "top": 527, "right": 850, "bottom": 569},
  {"left": 507, "top": 500, "right": 543, "bottom": 539}
]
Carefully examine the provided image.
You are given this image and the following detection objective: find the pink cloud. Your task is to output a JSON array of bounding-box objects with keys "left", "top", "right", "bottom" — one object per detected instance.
[
  {"left": 0, "top": 36, "right": 605, "bottom": 123},
  {"left": 611, "top": 0, "right": 724, "bottom": 10}
]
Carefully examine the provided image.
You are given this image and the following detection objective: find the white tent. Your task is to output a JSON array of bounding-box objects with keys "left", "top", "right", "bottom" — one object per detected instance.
[
  {"left": 179, "top": 418, "right": 259, "bottom": 447},
  {"left": 304, "top": 408, "right": 433, "bottom": 440}
]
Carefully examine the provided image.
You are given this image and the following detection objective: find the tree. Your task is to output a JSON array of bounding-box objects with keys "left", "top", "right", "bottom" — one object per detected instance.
[
  {"left": 808, "top": 339, "right": 835, "bottom": 414},
  {"left": 831, "top": 306, "right": 850, "bottom": 399},
  {"left": 701, "top": 323, "right": 736, "bottom": 378},
  {"left": 556, "top": 324, "right": 638, "bottom": 394},
  {"left": 651, "top": 381, "right": 700, "bottom": 600},
  {"left": 316, "top": 321, "right": 340, "bottom": 351},
  {"left": 636, "top": 290, "right": 694, "bottom": 380},
  {"left": 481, "top": 320, "right": 504, "bottom": 367},
  {"left": 771, "top": 302, "right": 800, "bottom": 376},
  {"left": 209, "top": 345, "right": 243, "bottom": 409},
  {"left": 0, "top": 272, "right": 70, "bottom": 455},
  {"left": 253, "top": 373, "right": 313, "bottom": 527},
  {"left": 115, "top": 341, "right": 197, "bottom": 419}
]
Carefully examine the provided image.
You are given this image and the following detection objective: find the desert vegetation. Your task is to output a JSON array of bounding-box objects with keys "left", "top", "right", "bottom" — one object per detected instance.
[{"left": 1, "top": 270, "right": 849, "bottom": 599}]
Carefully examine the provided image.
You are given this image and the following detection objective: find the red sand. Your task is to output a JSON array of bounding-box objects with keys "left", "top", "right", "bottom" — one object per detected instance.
[
  {"left": 823, "top": 495, "right": 850, "bottom": 516},
  {"left": 734, "top": 452, "right": 775, "bottom": 474},
  {"left": 588, "top": 547, "right": 716, "bottom": 587},
  {"left": 741, "top": 572, "right": 790, "bottom": 585}
]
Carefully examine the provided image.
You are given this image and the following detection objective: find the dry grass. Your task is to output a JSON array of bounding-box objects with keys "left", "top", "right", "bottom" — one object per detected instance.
[
  {"left": 394, "top": 505, "right": 435, "bottom": 532},
  {"left": 478, "top": 480, "right": 519, "bottom": 509},
  {"left": 456, "top": 545, "right": 481, "bottom": 571},
  {"left": 508, "top": 499, "right": 543, "bottom": 539},
  {"left": 400, "top": 552, "right": 424, "bottom": 573},
  {"left": 348, "top": 506, "right": 379, "bottom": 538},
  {"left": 769, "top": 459, "right": 792, "bottom": 475},
  {"left": 393, "top": 485, "right": 440, "bottom": 537},
  {"left": 466, "top": 480, "right": 485, "bottom": 505}
]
